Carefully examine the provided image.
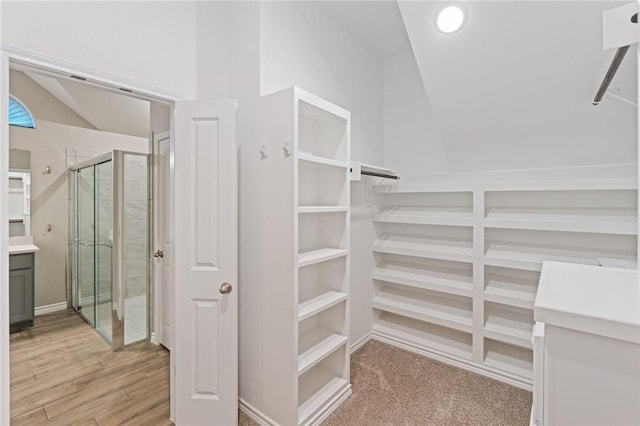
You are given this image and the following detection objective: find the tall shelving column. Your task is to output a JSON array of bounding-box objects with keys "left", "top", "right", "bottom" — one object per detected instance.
[{"left": 239, "top": 87, "right": 351, "bottom": 426}]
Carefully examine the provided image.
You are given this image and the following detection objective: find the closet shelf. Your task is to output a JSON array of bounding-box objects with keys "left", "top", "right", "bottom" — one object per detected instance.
[
  {"left": 298, "top": 377, "right": 349, "bottom": 424},
  {"left": 298, "top": 248, "right": 348, "bottom": 268},
  {"left": 484, "top": 242, "right": 635, "bottom": 272},
  {"left": 372, "top": 314, "right": 472, "bottom": 361},
  {"left": 298, "top": 290, "right": 348, "bottom": 322},
  {"left": 372, "top": 290, "right": 473, "bottom": 334},
  {"left": 374, "top": 207, "right": 473, "bottom": 227},
  {"left": 298, "top": 153, "right": 349, "bottom": 169},
  {"left": 484, "top": 274, "right": 537, "bottom": 309},
  {"left": 298, "top": 328, "right": 347, "bottom": 376},
  {"left": 484, "top": 340, "right": 533, "bottom": 380},
  {"left": 483, "top": 325, "right": 533, "bottom": 349},
  {"left": 484, "top": 305, "right": 534, "bottom": 349},
  {"left": 484, "top": 290, "right": 535, "bottom": 310},
  {"left": 372, "top": 267, "right": 473, "bottom": 298},
  {"left": 373, "top": 236, "right": 474, "bottom": 263},
  {"left": 484, "top": 208, "right": 637, "bottom": 235},
  {"left": 298, "top": 206, "right": 348, "bottom": 214}
]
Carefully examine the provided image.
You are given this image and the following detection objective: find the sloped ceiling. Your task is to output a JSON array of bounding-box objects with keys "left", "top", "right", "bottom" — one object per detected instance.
[
  {"left": 24, "top": 72, "right": 150, "bottom": 138},
  {"left": 317, "top": 1, "right": 411, "bottom": 58},
  {"left": 398, "top": 1, "right": 637, "bottom": 172}
]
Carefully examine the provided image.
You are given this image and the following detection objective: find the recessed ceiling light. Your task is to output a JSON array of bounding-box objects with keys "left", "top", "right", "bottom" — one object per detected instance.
[{"left": 437, "top": 5, "right": 465, "bottom": 34}]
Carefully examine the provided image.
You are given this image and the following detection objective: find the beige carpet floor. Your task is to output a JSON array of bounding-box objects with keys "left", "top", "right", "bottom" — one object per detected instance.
[{"left": 241, "top": 340, "right": 532, "bottom": 425}]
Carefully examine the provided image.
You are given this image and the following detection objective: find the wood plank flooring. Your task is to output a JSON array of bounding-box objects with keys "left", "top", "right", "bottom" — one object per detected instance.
[{"left": 10, "top": 309, "right": 171, "bottom": 425}]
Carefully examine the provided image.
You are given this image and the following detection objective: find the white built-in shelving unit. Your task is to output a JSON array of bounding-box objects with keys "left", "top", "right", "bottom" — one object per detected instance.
[
  {"left": 240, "top": 87, "right": 351, "bottom": 426},
  {"left": 369, "top": 166, "right": 638, "bottom": 390}
]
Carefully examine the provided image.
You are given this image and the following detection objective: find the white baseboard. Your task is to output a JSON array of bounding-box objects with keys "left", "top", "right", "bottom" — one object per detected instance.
[
  {"left": 371, "top": 331, "right": 532, "bottom": 391},
  {"left": 150, "top": 331, "right": 159, "bottom": 345},
  {"left": 239, "top": 398, "right": 278, "bottom": 426},
  {"left": 34, "top": 301, "right": 68, "bottom": 316},
  {"left": 305, "top": 384, "right": 351, "bottom": 426},
  {"left": 350, "top": 332, "right": 372, "bottom": 354}
]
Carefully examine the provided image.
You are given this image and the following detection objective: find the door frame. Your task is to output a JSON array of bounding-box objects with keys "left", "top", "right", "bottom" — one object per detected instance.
[{"left": 0, "top": 47, "right": 180, "bottom": 424}]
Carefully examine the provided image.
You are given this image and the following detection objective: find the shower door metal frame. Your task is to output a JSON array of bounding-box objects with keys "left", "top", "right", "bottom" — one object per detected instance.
[{"left": 69, "top": 150, "right": 150, "bottom": 351}]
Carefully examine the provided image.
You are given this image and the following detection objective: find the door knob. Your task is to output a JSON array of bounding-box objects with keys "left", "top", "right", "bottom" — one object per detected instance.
[
  {"left": 219, "top": 282, "right": 232, "bottom": 294},
  {"left": 153, "top": 250, "right": 164, "bottom": 258}
]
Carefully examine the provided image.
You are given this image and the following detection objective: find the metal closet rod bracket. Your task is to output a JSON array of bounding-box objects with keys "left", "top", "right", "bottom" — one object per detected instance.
[{"left": 592, "top": 10, "right": 638, "bottom": 105}]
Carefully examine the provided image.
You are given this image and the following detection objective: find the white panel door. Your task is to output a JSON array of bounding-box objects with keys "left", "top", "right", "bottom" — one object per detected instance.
[
  {"left": 153, "top": 131, "right": 172, "bottom": 350},
  {"left": 173, "top": 100, "right": 237, "bottom": 425}
]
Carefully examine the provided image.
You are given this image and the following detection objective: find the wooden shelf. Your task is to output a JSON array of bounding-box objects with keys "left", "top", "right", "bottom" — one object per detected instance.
[
  {"left": 298, "top": 290, "right": 347, "bottom": 322},
  {"left": 374, "top": 207, "right": 473, "bottom": 227},
  {"left": 484, "top": 339, "right": 533, "bottom": 380},
  {"left": 372, "top": 287, "right": 473, "bottom": 333},
  {"left": 372, "top": 266, "right": 472, "bottom": 298},
  {"left": 298, "top": 377, "right": 348, "bottom": 424},
  {"left": 485, "top": 208, "right": 637, "bottom": 235},
  {"left": 298, "top": 206, "right": 348, "bottom": 214},
  {"left": 373, "top": 236, "right": 473, "bottom": 263},
  {"left": 298, "top": 248, "right": 348, "bottom": 268},
  {"left": 484, "top": 241, "right": 635, "bottom": 272},
  {"left": 298, "top": 328, "right": 347, "bottom": 376},
  {"left": 298, "top": 153, "right": 349, "bottom": 169},
  {"left": 373, "top": 313, "right": 472, "bottom": 361}
]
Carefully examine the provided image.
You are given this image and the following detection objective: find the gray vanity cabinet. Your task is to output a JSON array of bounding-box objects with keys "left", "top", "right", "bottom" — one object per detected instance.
[{"left": 9, "top": 253, "right": 34, "bottom": 332}]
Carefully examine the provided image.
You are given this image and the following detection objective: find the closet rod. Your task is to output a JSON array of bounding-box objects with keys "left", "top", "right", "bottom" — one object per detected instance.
[
  {"left": 593, "top": 45, "right": 630, "bottom": 105},
  {"left": 361, "top": 170, "right": 400, "bottom": 180}
]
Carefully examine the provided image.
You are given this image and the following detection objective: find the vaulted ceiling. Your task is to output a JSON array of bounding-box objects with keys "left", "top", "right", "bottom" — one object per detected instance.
[
  {"left": 321, "top": 1, "right": 637, "bottom": 173},
  {"left": 24, "top": 72, "right": 150, "bottom": 138},
  {"left": 398, "top": 1, "right": 636, "bottom": 172}
]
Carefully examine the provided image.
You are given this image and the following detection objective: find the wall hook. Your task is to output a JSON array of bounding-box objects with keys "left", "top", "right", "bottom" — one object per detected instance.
[
  {"left": 46, "top": 224, "right": 52, "bottom": 233},
  {"left": 43, "top": 165, "right": 51, "bottom": 174},
  {"left": 260, "top": 144, "right": 268, "bottom": 160},
  {"left": 282, "top": 138, "right": 292, "bottom": 158}
]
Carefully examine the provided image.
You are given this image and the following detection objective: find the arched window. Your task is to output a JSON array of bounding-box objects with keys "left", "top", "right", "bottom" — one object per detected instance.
[{"left": 9, "top": 96, "right": 35, "bottom": 129}]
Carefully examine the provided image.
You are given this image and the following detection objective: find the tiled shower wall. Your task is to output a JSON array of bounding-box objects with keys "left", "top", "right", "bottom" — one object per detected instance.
[{"left": 123, "top": 155, "right": 148, "bottom": 299}]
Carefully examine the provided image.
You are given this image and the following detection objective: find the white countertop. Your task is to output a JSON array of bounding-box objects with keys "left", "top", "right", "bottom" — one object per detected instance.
[
  {"left": 8, "top": 236, "right": 40, "bottom": 255},
  {"left": 535, "top": 261, "right": 640, "bottom": 344}
]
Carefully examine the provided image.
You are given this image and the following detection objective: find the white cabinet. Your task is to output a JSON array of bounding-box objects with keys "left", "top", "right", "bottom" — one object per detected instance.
[
  {"left": 532, "top": 261, "right": 640, "bottom": 426},
  {"left": 240, "top": 87, "right": 351, "bottom": 425}
]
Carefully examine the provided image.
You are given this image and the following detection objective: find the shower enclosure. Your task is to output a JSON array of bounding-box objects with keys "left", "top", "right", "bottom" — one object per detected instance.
[{"left": 70, "top": 150, "right": 150, "bottom": 349}]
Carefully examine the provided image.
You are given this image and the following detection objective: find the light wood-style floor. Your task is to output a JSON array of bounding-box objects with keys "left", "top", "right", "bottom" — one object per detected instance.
[{"left": 10, "top": 309, "right": 171, "bottom": 425}]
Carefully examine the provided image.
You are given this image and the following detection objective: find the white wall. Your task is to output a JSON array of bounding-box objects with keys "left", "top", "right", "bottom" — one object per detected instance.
[
  {"left": 260, "top": 1, "right": 384, "bottom": 165},
  {"left": 383, "top": 51, "right": 449, "bottom": 177},
  {"left": 10, "top": 121, "right": 147, "bottom": 307},
  {"left": 196, "top": 2, "right": 232, "bottom": 100},
  {"left": 2, "top": 1, "right": 200, "bottom": 99},
  {"left": 259, "top": 1, "right": 385, "bottom": 345}
]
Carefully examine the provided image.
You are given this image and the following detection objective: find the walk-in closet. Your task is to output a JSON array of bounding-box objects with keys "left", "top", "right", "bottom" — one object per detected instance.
[{"left": 1, "top": 1, "right": 639, "bottom": 425}]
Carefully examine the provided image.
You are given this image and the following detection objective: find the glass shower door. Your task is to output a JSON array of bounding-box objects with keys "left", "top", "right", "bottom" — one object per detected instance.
[
  {"left": 75, "top": 165, "right": 96, "bottom": 326},
  {"left": 95, "top": 160, "right": 113, "bottom": 342}
]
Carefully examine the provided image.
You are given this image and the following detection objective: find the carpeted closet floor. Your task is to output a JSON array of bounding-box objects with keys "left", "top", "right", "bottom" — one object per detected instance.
[{"left": 241, "top": 339, "right": 532, "bottom": 426}]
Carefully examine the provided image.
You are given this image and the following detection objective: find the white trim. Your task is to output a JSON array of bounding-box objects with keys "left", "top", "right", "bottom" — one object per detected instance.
[
  {"left": 304, "top": 384, "right": 352, "bottom": 426},
  {"left": 34, "top": 301, "right": 67, "bottom": 316},
  {"left": 150, "top": 331, "right": 159, "bottom": 345},
  {"left": 371, "top": 332, "right": 532, "bottom": 391},
  {"left": 1, "top": 51, "right": 11, "bottom": 426},
  {"left": 239, "top": 399, "right": 278, "bottom": 426},
  {"left": 349, "top": 332, "right": 372, "bottom": 354},
  {"left": 1, "top": 45, "right": 183, "bottom": 104}
]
